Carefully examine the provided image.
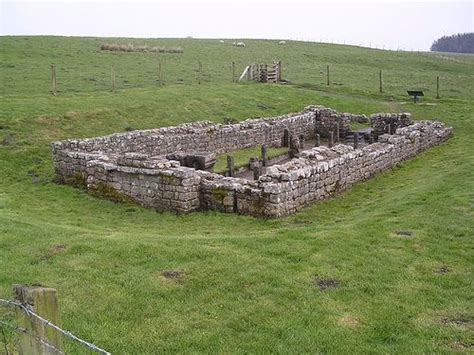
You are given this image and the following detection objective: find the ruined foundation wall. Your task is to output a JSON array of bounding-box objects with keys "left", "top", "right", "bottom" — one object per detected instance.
[
  {"left": 52, "top": 105, "right": 377, "bottom": 182},
  {"left": 52, "top": 105, "right": 452, "bottom": 218},
  {"left": 85, "top": 159, "right": 201, "bottom": 213},
  {"left": 255, "top": 121, "right": 452, "bottom": 217}
]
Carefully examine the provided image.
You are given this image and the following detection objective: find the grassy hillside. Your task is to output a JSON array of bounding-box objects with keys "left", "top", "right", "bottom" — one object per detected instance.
[{"left": 0, "top": 36, "right": 473, "bottom": 353}]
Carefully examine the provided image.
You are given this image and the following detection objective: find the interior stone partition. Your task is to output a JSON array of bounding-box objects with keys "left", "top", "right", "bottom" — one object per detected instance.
[{"left": 52, "top": 105, "right": 453, "bottom": 217}]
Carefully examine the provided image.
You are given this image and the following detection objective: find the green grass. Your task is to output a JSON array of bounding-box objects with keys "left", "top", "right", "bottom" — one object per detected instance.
[
  {"left": 213, "top": 146, "right": 289, "bottom": 173},
  {"left": 0, "top": 36, "right": 473, "bottom": 353}
]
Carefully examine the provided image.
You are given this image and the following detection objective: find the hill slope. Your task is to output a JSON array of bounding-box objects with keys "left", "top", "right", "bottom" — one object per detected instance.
[{"left": 0, "top": 36, "right": 473, "bottom": 353}]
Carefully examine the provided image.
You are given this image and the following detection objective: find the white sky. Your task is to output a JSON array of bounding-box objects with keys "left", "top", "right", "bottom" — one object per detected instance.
[{"left": 1, "top": 0, "right": 473, "bottom": 51}]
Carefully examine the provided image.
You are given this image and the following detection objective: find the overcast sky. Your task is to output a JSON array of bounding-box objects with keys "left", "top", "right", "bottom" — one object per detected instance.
[{"left": 1, "top": 0, "right": 472, "bottom": 51}]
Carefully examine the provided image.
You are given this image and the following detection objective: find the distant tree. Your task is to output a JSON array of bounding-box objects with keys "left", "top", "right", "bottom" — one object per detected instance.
[{"left": 430, "top": 33, "right": 474, "bottom": 53}]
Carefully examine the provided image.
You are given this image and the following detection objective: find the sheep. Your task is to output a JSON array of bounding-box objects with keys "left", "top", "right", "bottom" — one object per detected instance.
[
  {"left": 233, "top": 42, "right": 246, "bottom": 47},
  {"left": 279, "top": 40, "right": 286, "bottom": 45}
]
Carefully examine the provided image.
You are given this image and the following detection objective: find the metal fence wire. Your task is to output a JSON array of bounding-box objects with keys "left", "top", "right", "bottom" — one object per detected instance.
[{"left": 0, "top": 298, "right": 111, "bottom": 355}]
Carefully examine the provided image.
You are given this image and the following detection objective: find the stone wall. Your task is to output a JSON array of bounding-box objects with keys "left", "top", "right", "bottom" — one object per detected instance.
[
  {"left": 254, "top": 121, "right": 452, "bottom": 217},
  {"left": 370, "top": 112, "right": 412, "bottom": 136},
  {"left": 52, "top": 105, "right": 452, "bottom": 218}
]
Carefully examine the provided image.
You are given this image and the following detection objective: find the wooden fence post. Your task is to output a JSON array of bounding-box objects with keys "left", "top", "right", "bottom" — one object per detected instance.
[
  {"left": 50, "top": 65, "right": 57, "bottom": 96},
  {"left": 111, "top": 65, "right": 116, "bottom": 91},
  {"left": 13, "top": 285, "right": 64, "bottom": 355},
  {"left": 158, "top": 63, "right": 162, "bottom": 86},
  {"left": 232, "top": 61, "right": 235, "bottom": 83},
  {"left": 198, "top": 61, "right": 202, "bottom": 85},
  {"left": 379, "top": 69, "right": 383, "bottom": 93},
  {"left": 436, "top": 76, "right": 440, "bottom": 99},
  {"left": 326, "top": 65, "right": 330, "bottom": 86},
  {"left": 277, "top": 60, "right": 282, "bottom": 82}
]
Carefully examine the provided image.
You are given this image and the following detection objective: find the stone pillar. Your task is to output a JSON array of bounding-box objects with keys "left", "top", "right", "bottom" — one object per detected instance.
[
  {"left": 353, "top": 132, "right": 359, "bottom": 149},
  {"left": 299, "top": 134, "right": 305, "bottom": 149},
  {"left": 315, "top": 133, "right": 320, "bottom": 147},
  {"left": 282, "top": 129, "right": 290, "bottom": 147},
  {"left": 227, "top": 155, "right": 235, "bottom": 177},
  {"left": 261, "top": 145, "right": 267, "bottom": 167},
  {"left": 249, "top": 157, "right": 261, "bottom": 180},
  {"left": 369, "top": 134, "right": 374, "bottom": 144},
  {"left": 328, "top": 131, "right": 334, "bottom": 148},
  {"left": 335, "top": 122, "right": 340, "bottom": 142},
  {"left": 289, "top": 135, "right": 300, "bottom": 158}
]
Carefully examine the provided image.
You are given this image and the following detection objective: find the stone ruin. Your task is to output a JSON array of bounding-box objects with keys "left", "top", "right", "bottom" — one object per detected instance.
[{"left": 52, "top": 105, "right": 453, "bottom": 218}]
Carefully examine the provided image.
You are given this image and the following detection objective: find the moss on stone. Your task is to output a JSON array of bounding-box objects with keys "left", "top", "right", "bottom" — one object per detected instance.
[
  {"left": 63, "top": 173, "right": 87, "bottom": 189},
  {"left": 159, "top": 174, "right": 179, "bottom": 185},
  {"left": 89, "top": 182, "right": 135, "bottom": 204},
  {"left": 211, "top": 187, "right": 228, "bottom": 203}
]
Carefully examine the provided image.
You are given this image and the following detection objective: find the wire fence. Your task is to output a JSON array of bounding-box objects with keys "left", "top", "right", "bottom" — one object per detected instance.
[{"left": 0, "top": 297, "right": 110, "bottom": 355}]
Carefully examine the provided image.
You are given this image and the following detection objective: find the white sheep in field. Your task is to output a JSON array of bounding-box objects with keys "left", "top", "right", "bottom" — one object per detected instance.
[
  {"left": 279, "top": 40, "right": 286, "bottom": 45},
  {"left": 233, "top": 42, "right": 246, "bottom": 47},
  {"left": 219, "top": 40, "right": 225, "bottom": 43}
]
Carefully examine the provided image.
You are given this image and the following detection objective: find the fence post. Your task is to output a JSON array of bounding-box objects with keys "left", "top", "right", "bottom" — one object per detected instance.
[
  {"left": 50, "top": 65, "right": 57, "bottom": 96},
  {"left": 232, "top": 61, "right": 235, "bottom": 83},
  {"left": 436, "top": 76, "right": 440, "bottom": 99},
  {"left": 379, "top": 69, "right": 383, "bottom": 93},
  {"left": 277, "top": 60, "right": 282, "bottom": 82},
  {"left": 158, "top": 63, "right": 162, "bottom": 86},
  {"left": 326, "top": 65, "right": 330, "bottom": 86},
  {"left": 111, "top": 65, "right": 116, "bottom": 91},
  {"left": 198, "top": 61, "right": 202, "bottom": 85},
  {"left": 13, "top": 285, "right": 64, "bottom": 355}
]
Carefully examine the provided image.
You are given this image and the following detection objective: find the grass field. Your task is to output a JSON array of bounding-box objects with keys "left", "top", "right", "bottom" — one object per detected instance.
[{"left": 0, "top": 36, "right": 473, "bottom": 353}]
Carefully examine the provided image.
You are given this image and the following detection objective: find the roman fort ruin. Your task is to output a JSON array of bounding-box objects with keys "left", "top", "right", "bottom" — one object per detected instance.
[{"left": 52, "top": 105, "right": 452, "bottom": 218}]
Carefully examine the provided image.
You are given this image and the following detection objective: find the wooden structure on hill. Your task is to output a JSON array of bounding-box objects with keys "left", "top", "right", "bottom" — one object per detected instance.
[{"left": 238, "top": 60, "right": 282, "bottom": 83}]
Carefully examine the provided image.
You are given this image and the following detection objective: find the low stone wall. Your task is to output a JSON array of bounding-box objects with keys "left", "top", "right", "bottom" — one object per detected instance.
[
  {"left": 86, "top": 159, "right": 201, "bottom": 213},
  {"left": 255, "top": 121, "right": 452, "bottom": 217},
  {"left": 52, "top": 105, "right": 452, "bottom": 218},
  {"left": 370, "top": 112, "right": 412, "bottom": 136}
]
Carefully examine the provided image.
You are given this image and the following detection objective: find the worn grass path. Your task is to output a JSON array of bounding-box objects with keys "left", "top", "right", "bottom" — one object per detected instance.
[{"left": 0, "top": 37, "right": 473, "bottom": 353}]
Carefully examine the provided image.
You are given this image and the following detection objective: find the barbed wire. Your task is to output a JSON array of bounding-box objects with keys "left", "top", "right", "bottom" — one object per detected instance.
[
  {"left": 0, "top": 298, "right": 111, "bottom": 355},
  {"left": 0, "top": 319, "right": 64, "bottom": 354}
]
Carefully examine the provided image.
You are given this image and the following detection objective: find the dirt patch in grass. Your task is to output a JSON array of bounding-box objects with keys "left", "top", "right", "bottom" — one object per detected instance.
[
  {"left": 314, "top": 277, "right": 340, "bottom": 291},
  {"left": 1, "top": 134, "right": 14, "bottom": 146},
  {"left": 449, "top": 341, "right": 473, "bottom": 352},
  {"left": 292, "top": 220, "right": 312, "bottom": 225},
  {"left": 394, "top": 230, "right": 414, "bottom": 237},
  {"left": 160, "top": 270, "right": 184, "bottom": 281},
  {"left": 339, "top": 315, "right": 359, "bottom": 328},
  {"left": 441, "top": 314, "right": 473, "bottom": 328},
  {"left": 53, "top": 244, "right": 67, "bottom": 252},
  {"left": 437, "top": 265, "right": 451, "bottom": 274}
]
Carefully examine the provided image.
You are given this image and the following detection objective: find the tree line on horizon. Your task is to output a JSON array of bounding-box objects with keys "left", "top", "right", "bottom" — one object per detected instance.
[{"left": 430, "top": 33, "right": 474, "bottom": 54}]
